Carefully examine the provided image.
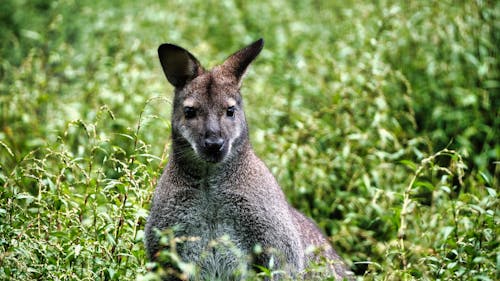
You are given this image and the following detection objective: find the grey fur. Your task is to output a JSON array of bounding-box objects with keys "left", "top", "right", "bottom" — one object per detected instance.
[{"left": 145, "top": 39, "right": 354, "bottom": 280}]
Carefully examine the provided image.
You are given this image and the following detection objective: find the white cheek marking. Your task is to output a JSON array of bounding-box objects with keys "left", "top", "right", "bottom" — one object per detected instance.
[
  {"left": 183, "top": 98, "right": 196, "bottom": 108},
  {"left": 225, "top": 123, "right": 241, "bottom": 157},
  {"left": 179, "top": 126, "right": 199, "bottom": 155},
  {"left": 226, "top": 98, "right": 237, "bottom": 108}
]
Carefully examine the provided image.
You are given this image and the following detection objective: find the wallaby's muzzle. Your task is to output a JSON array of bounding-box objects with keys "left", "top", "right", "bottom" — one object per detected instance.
[
  {"left": 204, "top": 137, "right": 224, "bottom": 152},
  {"left": 201, "top": 136, "right": 227, "bottom": 163}
]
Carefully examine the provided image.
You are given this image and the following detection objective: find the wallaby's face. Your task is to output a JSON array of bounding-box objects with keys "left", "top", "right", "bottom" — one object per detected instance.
[
  {"left": 158, "top": 39, "right": 264, "bottom": 163},
  {"left": 171, "top": 73, "right": 244, "bottom": 163}
]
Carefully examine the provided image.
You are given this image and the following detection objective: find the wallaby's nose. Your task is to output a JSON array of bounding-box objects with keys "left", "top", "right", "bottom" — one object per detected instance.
[{"left": 204, "top": 137, "right": 225, "bottom": 152}]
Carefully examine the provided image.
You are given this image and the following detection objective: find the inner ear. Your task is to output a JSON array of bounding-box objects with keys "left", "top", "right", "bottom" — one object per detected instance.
[
  {"left": 158, "top": 44, "right": 204, "bottom": 88},
  {"left": 221, "top": 38, "right": 264, "bottom": 84}
]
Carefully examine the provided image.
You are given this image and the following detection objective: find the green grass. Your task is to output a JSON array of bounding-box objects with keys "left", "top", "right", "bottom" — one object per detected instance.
[{"left": 0, "top": 0, "right": 498, "bottom": 280}]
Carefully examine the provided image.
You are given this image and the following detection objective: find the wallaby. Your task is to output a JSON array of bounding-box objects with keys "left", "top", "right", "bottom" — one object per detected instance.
[{"left": 145, "top": 39, "right": 354, "bottom": 280}]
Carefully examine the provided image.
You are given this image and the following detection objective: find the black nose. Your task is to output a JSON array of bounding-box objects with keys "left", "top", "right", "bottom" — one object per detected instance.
[{"left": 204, "top": 138, "right": 224, "bottom": 152}]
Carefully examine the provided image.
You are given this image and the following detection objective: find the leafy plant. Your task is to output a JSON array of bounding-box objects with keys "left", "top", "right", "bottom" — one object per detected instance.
[{"left": 0, "top": 0, "right": 498, "bottom": 280}]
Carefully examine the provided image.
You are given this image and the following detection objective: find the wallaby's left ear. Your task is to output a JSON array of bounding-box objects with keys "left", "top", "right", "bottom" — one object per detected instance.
[
  {"left": 158, "top": 43, "right": 204, "bottom": 88},
  {"left": 221, "top": 38, "right": 264, "bottom": 85}
]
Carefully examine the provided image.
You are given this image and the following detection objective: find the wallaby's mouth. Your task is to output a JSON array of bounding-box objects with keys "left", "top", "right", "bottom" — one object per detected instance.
[{"left": 198, "top": 140, "right": 229, "bottom": 163}]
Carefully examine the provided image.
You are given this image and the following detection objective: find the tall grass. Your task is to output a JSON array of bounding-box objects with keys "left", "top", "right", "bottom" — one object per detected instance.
[{"left": 1, "top": 0, "right": 498, "bottom": 280}]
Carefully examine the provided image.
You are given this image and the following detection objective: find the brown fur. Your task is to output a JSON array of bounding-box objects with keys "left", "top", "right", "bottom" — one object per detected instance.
[{"left": 145, "top": 39, "right": 354, "bottom": 280}]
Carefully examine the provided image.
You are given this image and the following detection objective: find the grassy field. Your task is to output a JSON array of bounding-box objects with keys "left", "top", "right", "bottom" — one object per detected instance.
[{"left": 0, "top": 0, "right": 498, "bottom": 280}]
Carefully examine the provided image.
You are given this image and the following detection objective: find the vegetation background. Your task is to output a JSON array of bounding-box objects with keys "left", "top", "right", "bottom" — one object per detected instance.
[{"left": 0, "top": 0, "right": 498, "bottom": 280}]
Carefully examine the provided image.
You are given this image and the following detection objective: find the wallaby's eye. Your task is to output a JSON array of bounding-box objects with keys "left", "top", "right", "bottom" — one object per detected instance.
[
  {"left": 184, "top": 107, "right": 197, "bottom": 119},
  {"left": 226, "top": 106, "right": 236, "bottom": 117}
]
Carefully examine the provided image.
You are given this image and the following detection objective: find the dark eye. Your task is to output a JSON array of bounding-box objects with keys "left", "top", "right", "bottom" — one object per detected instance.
[
  {"left": 226, "top": 106, "right": 236, "bottom": 117},
  {"left": 184, "top": 107, "right": 196, "bottom": 119}
]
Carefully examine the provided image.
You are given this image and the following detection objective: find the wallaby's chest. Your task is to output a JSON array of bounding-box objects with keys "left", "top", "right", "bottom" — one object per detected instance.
[
  {"left": 170, "top": 181, "right": 251, "bottom": 279},
  {"left": 170, "top": 179, "right": 251, "bottom": 248}
]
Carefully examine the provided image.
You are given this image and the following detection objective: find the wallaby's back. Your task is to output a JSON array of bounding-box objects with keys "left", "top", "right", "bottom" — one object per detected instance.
[{"left": 144, "top": 39, "right": 354, "bottom": 280}]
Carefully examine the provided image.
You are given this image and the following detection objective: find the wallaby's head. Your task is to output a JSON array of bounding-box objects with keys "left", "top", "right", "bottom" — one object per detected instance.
[{"left": 158, "top": 39, "right": 264, "bottom": 163}]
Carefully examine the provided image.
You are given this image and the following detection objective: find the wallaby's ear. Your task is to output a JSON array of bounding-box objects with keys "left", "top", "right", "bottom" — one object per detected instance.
[
  {"left": 158, "top": 44, "right": 204, "bottom": 88},
  {"left": 221, "top": 38, "right": 264, "bottom": 85}
]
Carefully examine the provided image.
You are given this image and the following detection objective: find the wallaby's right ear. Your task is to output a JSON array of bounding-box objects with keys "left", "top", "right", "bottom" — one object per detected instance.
[{"left": 158, "top": 44, "right": 204, "bottom": 88}]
